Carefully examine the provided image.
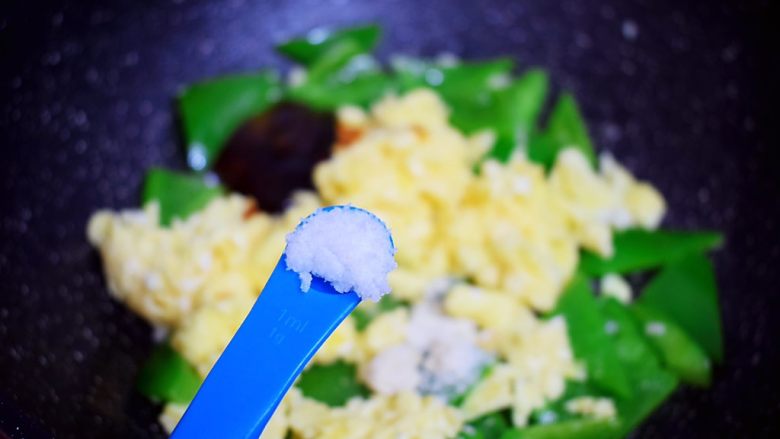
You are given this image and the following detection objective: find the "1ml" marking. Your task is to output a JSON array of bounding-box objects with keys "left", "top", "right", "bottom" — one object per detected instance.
[{"left": 277, "top": 308, "right": 309, "bottom": 333}]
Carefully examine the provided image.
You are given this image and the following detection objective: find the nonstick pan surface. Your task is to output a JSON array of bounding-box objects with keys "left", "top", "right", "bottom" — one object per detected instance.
[{"left": 1, "top": 0, "right": 778, "bottom": 437}]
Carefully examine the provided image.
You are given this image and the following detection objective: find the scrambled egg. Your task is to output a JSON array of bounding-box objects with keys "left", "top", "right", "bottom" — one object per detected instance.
[
  {"left": 460, "top": 315, "right": 582, "bottom": 426},
  {"left": 285, "top": 388, "right": 462, "bottom": 439},
  {"left": 317, "top": 90, "right": 664, "bottom": 310},
  {"left": 88, "top": 88, "right": 662, "bottom": 437},
  {"left": 600, "top": 273, "right": 633, "bottom": 304},
  {"left": 564, "top": 396, "right": 618, "bottom": 420},
  {"left": 88, "top": 192, "right": 320, "bottom": 328}
]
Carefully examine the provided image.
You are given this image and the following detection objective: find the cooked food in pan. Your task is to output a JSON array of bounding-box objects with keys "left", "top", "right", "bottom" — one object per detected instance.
[{"left": 88, "top": 25, "right": 723, "bottom": 439}]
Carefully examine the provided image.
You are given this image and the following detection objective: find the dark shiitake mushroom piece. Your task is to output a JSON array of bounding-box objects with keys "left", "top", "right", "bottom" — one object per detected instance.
[{"left": 214, "top": 102, "right": 336, "bottom": 213}]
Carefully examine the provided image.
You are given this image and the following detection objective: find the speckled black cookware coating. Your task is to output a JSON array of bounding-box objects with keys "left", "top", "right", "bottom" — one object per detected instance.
[{"left": 1, "top": 0, "right": 778, "bottom": 437}]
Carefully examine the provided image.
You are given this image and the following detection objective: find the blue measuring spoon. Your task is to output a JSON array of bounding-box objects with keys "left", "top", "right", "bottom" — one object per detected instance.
[
  {"left": 171, "top": 205, "right": 392, "bottom": 438},
  {"left": 171, "top": 257, "right": 360, "bottom": 438}
]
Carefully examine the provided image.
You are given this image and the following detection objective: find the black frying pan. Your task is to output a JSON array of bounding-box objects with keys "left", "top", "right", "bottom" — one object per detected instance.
[{"left": 1, "top": 0, "right": 778, "bottom": 437}]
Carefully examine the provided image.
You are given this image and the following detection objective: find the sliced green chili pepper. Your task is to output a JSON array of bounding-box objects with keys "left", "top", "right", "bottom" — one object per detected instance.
[
  {"left": 637, "top": 253, "right": 724, "bottom": 362},
  {"left": 457, "top": 429, "right": 486, "bottom": 439},
  {"left": 498, "top": 69, "right": 549, "bottom": 139},
  {"left": 392, "top": 58, "right": 552, "bottom": 162},
  {"left": 296, "top": 360, "right": 370, "bottom": 406},
  {"left": 394, "top": 58, "right": 514, "bottom": 96},
  {"left": 630, "top": 304, "right": 712, "bottom": 386},
  {"left": 376, "top": 295, "right": 407, "bottom": 312},
  {"left": 458, "top": 411, "right": 512, "bottom": 439},
  {"left": 552, "top": 275, "right": 631, "bottom": 398},
  {"left": 598, "top": 298, "right": 661, "bottom": 372},
  {"left": 598, "top": 298, "right": 679, "bottom": 436},
  {"left": 529, "top": 380, "right": 603, "bottom": 425},
  {"left": 137, "top": 343, "right": 202, "bottom": 404},
  {"left": 526, "top": 133, "right": 557, "bottom": 170},
  {"left": 178, "top": 72, "right": 281, "bottom": 170},
  {"left": 528, "top": 93, "right": 595, "bottom": 169},
  {"left": 613, "top": 368, "right": 678, "bottom": 437},
  {"left": 500, "top": 418, "right": 619, "bottom": 439},
  {"left": 391, "top": 56, "right": 433, "bottom": 91},
  {"left": 288, "top": 72, "right": 397, "bottom": 110},
  {"left": 579, "top": 229, "right": 723, "bottom": 276},
  {"left": 436, "top": 59, "right": 514, "bottom": 99},
  {"left": 351, "top": 295, "right": 408, "bottom": 332},
  {"left": 142, "top": 168, "right": 223, "bottom": 226},
  {"left": 303, "top": 39, "right": 368, "bottom": 84},
  {"left": 493, "top": 69, "right": 548, "bottom": 161},
  {"left": 350, "top": 309, "right": 373, "bottom": 332},
  {"left": 531, "top": 299, "right": 677, "bottom": 438},
  {"left": 449, "top": 69, "right": 549, "bottom": 162},
  {"left": 276, "top": 25, "right": 381, "bottom": 66}
]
